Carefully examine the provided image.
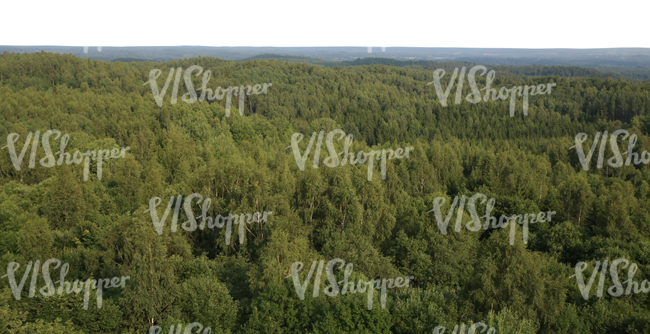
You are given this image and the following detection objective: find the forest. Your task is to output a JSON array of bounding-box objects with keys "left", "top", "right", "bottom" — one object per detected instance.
[{"left": 0, "top": 51, "right": 650, "bottom": 333}]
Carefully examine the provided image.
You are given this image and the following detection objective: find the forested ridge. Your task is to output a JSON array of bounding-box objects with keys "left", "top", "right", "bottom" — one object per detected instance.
[
  {"left": 1, "top": 51, "right": 650, "bottom": 333},
  {"left": 237, "top": 54, "right": 634, "bottom": 80}
]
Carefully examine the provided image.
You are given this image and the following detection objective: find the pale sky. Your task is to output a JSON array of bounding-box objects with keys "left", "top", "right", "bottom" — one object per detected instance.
[{"left": 2, "top": 0, "right": 647, "bottom": 48}]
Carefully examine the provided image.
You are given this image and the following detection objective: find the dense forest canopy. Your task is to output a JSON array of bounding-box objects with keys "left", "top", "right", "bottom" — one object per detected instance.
[{"left": 1, "top": 51, "right": 650, "bottom": 333}]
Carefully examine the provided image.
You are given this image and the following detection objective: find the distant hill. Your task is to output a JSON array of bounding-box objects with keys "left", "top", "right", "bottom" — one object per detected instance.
[
  {"left": 239, "top": 53, "right": 335, "bottom": 66},
  {"left": 2, "top": 46, "right": 650, "bottom": 80},
  {"left": 238, "top": 54, "right": 628, "bottom": 80},
  {"left": 112, "top": 57, "right": 153, "bottom": 62}
]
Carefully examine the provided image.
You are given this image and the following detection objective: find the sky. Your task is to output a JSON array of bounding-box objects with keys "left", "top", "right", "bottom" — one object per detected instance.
[{"left": 1, "top": 0, "right": 647, "bottom": 49}]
